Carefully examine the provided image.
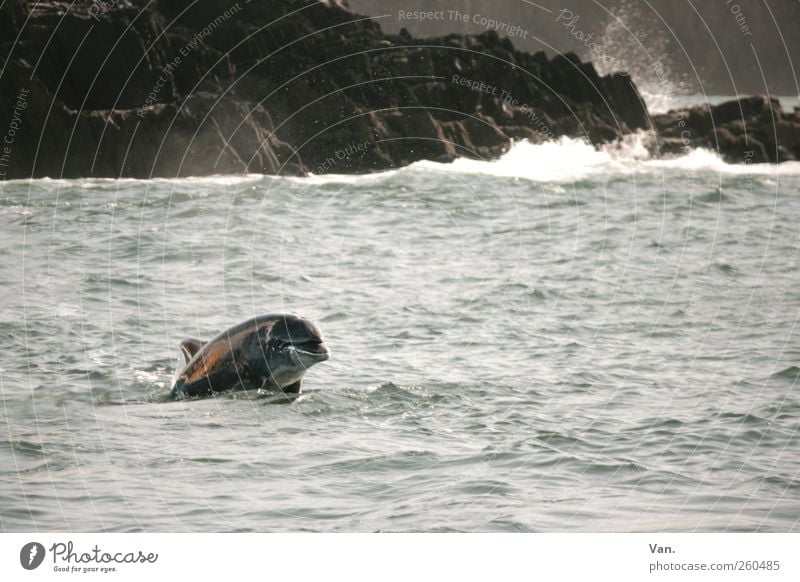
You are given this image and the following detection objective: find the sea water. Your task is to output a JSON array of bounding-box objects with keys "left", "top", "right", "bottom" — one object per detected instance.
[{"left": 1, "top": 132, "right": 799, "bottom": 532}]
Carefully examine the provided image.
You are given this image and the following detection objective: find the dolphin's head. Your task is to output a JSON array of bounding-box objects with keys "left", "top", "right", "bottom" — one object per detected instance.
[
  {"left": 260, "top": 315, "right": 330, "bottom": 388},
  {"left": 271, "top": 315, "right": 330, "bottom": 365}
]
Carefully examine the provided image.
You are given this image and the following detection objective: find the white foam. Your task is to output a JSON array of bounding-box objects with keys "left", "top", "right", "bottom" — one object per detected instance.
[
  {"left": 148, "top": 174, "right": 267, "bottom": 186},
  {"left": 405, "top": 134, "right": 800, "bottom": 182},
  {"left": 287, "top": 168, "right": 401, "bottom": 186},
  {"left": 411, "top": 137, "right": 626, "bottom": 183},
  {"left": 643, "top": 146, "right": 800, "bottom": 175}
]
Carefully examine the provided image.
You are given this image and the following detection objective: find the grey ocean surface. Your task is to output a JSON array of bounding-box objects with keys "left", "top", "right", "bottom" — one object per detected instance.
[{"left": 1, "top": 135, "right": 799, "bottom": 532}]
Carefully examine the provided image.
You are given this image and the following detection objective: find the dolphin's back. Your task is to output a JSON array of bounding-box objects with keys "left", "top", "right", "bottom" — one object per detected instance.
[{"left": 172, "top": 315, "right": 280, "bottom": 397}]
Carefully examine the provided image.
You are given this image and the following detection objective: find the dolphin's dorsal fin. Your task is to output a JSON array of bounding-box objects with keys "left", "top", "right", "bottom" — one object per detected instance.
[{"left": 179, "top": 338, "right": 206, "bottom": 363}]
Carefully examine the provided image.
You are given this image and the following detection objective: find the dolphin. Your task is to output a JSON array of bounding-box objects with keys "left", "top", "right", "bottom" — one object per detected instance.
[{"left": 170, "top": 314, "right": 330, "bottom": 399}]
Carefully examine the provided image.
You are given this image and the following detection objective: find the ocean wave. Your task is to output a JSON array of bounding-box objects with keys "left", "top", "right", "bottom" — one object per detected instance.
[
  {"left": 4, "top": 135, "right": 800, "bottom": 191},
  {"left": 0, "top": 173, "right": 270, "bottom": 191},
  {"left": 415, "top": 135, "right": 800, "bottom": 181},
  {"left": 287, "top": 168, "right": 402, "bottom": 185},
  {"left": 290, "top": 135, "right": 800, "bottom": 186}
]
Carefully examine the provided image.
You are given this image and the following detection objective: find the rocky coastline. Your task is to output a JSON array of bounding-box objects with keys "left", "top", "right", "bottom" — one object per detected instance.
[
  {"left": 651, "top": 96, "right": 800, "bottom": 164},
  {"left": 0, "top": 0, "right": 796, "bottom": 180}
]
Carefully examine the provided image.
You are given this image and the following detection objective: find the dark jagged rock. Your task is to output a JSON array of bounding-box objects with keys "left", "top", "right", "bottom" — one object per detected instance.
[
  {"left": 0, "top": 0, "right": 648, "bottom": 179},
  {"left": 651, "top": 96, "right": 800, "bottom": 164}
]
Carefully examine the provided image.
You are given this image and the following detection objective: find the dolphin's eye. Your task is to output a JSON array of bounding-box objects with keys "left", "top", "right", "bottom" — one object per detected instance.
[{"left": 270, "top": 338, "right": 287, "bottom": 349}]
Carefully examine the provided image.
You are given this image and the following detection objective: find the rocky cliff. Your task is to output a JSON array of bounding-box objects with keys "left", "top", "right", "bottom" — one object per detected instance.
[
  {"left": 0, "top": 0, "right": 648, "bottom": 179},
  {"left": 1, "top": 1, "right": 796, "bottom": 180},
  {"left": 651, "top": 96, "right": 800, "bottom": 164}
]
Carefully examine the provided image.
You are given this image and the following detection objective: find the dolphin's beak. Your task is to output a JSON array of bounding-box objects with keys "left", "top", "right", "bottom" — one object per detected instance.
[
  {"left": 294, "top": 339, "right": 330, "bottom": 361},
  {"left": 315, "top": 342, "right": 331, "bottom": 361}
]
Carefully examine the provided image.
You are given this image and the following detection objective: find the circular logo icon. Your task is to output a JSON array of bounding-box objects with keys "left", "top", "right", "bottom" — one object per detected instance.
[{"left": 20, "top": 542, "right": 46, "bottom": 570}]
